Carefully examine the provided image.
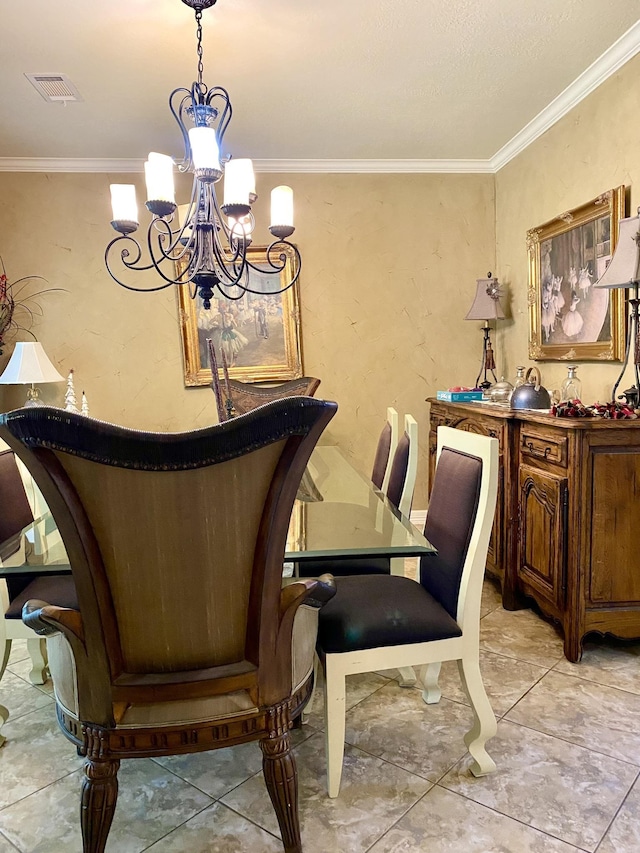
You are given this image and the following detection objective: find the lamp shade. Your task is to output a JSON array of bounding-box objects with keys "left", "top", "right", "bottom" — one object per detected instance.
[
  {"left": 0, "top": 342, "right": 64, "bottom": 384},
  {"left": 593, "top": 213, "right": 640, "bottom": 290},
  {"left": 465, "top": 277, "right": 505, "bottom": 321}
]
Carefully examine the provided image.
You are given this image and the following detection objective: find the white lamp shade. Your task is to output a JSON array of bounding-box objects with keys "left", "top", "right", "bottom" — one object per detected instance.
[
  {"left": 465, "top": 278, "right": 505, "bottom": 320},
  {"left": 0, "top": 342, "right": 64, "bottom": 384},
  {"left": 593, "top": 214, "right": 640, "bottom": 289},
  {"left": 144, "top": 152, "right": 175, "bottom": 203},
  {"left": 270, "top": 185, "right": 294, "bottom": 228},
  {"left": 224, "top": 159, "right": 255, "bottom": 207},
  {"left": 188, "top": 126, "right": 221, "bottom": 172},
  {"left": 110, "top": 184, "right": 138, "bottom": 223}
]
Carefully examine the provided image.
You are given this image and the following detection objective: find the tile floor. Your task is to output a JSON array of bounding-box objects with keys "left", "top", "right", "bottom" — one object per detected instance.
[{"left": 1, "top": 577, "right": 640, "bottom": 852}]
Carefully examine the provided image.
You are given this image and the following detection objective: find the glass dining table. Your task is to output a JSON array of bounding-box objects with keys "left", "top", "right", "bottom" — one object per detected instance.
[{"left": 0, "top": 445, "right": 435, "bottom": 579}]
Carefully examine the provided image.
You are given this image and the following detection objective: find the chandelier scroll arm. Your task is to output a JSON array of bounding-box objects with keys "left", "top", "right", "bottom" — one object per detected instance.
[{"left": 104, "top": 235, "right": 177, "bottom": 294}]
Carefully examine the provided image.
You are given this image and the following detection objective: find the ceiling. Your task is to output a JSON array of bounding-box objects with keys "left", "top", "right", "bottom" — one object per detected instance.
[{"left": 1, "top": 0, "right": 640, "bottom": 170}]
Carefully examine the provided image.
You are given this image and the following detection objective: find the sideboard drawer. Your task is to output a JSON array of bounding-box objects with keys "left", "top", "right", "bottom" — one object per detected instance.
[{"left": 520, "top": 429, "right": 568, "bottom": 468}]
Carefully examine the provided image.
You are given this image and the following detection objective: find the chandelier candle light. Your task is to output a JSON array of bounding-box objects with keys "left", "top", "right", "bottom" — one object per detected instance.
[{"left": 106, "top": 0, "right": 300, "bottom": 310}]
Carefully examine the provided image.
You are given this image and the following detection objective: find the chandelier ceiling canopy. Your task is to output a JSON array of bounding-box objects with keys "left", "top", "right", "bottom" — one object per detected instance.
[{"left": 105, "top": 0, "right": 300, "bottom": 309}]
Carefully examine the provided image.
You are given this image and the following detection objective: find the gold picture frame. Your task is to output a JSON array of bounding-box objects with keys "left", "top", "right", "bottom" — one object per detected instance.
[
  {"left": 177, "top": 245, "right": 303, "bottom": 386},
  {"left": 527, "top": 186, "right": 626, "bottom": 361}
]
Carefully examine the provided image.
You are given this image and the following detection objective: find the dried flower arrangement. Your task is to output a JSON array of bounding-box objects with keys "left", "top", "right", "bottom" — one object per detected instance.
[{"left": 0, "top": 257, "right": 64, "bottom": 356}]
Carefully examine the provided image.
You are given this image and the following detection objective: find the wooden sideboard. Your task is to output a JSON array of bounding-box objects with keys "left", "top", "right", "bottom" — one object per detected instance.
[{"left": 427, "top": 397, "right": 640, "bottom": 661}]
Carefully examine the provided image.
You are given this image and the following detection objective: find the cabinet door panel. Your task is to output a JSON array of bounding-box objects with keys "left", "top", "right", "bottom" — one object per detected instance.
[
  {"left": 590, "top": 449, "right": 640, "bottom": 604},
  {"left": 518, "top": 465, "right": 567, "bottom": 611}
]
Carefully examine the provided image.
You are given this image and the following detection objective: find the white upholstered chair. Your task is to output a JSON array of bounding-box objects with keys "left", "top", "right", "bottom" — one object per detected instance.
[
  {"left": 370, "top": 406, "right": 399, "bottom": 495},
  {"left": 317, "top": 426, "right": 499, "bottom": 797}
]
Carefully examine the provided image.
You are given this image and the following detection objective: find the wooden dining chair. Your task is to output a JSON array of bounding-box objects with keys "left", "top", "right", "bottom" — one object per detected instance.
[
  {"left": 316, "top": 426, "right": 499, "bottom": 797},
  {"left": 0, "top": 396, "right": 337, "bottom": 852},
  {"left": 226, "top": 376, "right": 321, "bottom": 415},
  {"left": 0, "top": 448, "right": 76, "bottom": 747}
]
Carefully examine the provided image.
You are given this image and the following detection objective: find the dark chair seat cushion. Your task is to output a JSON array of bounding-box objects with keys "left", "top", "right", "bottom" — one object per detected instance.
[
  {"left": 317, "top": 574, "right": 462, "bottom": 654},
  {"left": 297, "top": 556, "right": 390, "bottom": 578},
  {"left": 5, "top": 575, "right": 77, "bottom": 619}
]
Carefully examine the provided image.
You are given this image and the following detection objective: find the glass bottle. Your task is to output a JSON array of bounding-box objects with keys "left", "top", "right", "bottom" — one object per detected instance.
[
  {"left": 513, "top": 366, "right": 526, "bottom": 389},
  {"left": 560, "top": 365, "right": 582, "bottom": 402}
]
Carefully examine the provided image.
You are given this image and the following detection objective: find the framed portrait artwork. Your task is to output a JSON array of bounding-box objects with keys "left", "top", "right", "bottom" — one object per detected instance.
[
  {"left": 177, "top": 245, "right": 303, "bottom": 386},
  {"left": 527, "top": 186, "right": 626, "bottom": 361}
]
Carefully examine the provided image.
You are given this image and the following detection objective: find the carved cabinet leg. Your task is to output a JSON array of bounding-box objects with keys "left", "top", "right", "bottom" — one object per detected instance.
[
  {"left": 563, "top": 625, "right": 583, "bottom": 663},
  {"left": 80, "top": 757, "right": 120, "bottom": 853},
  {"left": 260, "top": 721, "right": 302, "bottom": 853}
]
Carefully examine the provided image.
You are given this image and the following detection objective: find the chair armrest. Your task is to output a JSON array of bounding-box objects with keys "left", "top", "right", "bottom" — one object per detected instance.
[
  {"left": 22, "top": 599, "right": 84, "bottom": 643},
  {"left": 279, "top": 573, "right": 336, "bottom": 615}
]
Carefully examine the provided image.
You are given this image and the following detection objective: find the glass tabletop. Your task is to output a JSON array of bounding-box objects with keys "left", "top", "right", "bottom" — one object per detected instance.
[
  {"left": 285, "top": 446, "right": 433, "bottom": 561},
  {"left": 0, "top": 446, "right": 433, "bottom": 577}
]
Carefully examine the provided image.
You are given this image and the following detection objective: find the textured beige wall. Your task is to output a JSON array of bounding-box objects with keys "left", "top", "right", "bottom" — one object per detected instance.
[
  {"left": 495, "top": 52, "right": 640, "bottom": 402},
  {"left": 0, "top": 171, "right": 495, "bottom": 507}
]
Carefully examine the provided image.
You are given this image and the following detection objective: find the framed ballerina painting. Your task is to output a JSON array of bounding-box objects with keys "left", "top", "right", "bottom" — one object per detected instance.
[
  {"left": 527, "top": 186, "right": 626, "bottom": 361},
  {"left": 177, "top": 245, "right": 303, "bottom": 386}
]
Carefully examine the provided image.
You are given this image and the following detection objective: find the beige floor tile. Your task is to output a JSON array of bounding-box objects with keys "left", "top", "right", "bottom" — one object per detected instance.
[
  {"left": 0, "top": 834, "right": 19, "bottom": 853},
  {"left": 343, "top": 681, "right": 474, "bottom": 781},
  {"left": 554, "top": 638, "right": 640, "bottom": 696},
  {"left": 433, "top": 649, "right": 548, "bottom": 717},
  {"left": 0, "top": 759, "right": 212, "bottom": 853},
  {"left": 505, "top": 669, "right": 640, "bottom": 764},
  {"left": 7, "top": 657, "right": 54, "bottom": 695},
  {"left": 440, "top": 719, "right": 637, "bottom": 851},
  {"left": 481, "top": 577, "right": 504, "bottom": 617},
  {"left": 0, "top": 670, "right": 53, "bottom": 724},
  {"left": 154, "top": 740, "right": 265, "bottom": 799},
  {"left": 221, "top": 731, "right": 431, "bottom": 853},
  {"left": 598, "top": 775, "right": 640, "bottom": 853},
  {"left": 480, "top": 606, "right": 565, "bottom": 667},
  {"left": 6, "top": 640, "right": 29, "bottom": 666},
  {"left": 369, "top": 784, "right": 581, "bottom": 852},
  {"left": 0, "top": 705, "right": 82, "bottom": 809},
  {"left": 145, "top": 802, "right": 283, "bottom": 852}
]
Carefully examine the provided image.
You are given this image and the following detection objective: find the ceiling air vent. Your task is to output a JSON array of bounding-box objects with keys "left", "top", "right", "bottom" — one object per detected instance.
[{"left": 25, "top": 73, "right": 83, "bottom": 103}]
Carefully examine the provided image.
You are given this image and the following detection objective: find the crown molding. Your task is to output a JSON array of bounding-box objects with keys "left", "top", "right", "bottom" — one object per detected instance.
[
  {"left": 491, "top": 19, "right": 640, "bottom": 172},
  {"left": 0, "top": 157, "right": 494, "bottom": 174},
  {"left": 251, "top": 159, "right": 494, "bottom": 173},
  {"left": 1, "top": 21, "right": 639, "bottom": 177},
  {"left": 0, "top": 158, "right": 144, "bottom": 173}
]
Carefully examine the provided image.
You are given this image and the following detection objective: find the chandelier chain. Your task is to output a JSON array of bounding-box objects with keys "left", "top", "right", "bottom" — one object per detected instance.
[{"left": 195, "top": 9, "right": 204, "bottom": 88}]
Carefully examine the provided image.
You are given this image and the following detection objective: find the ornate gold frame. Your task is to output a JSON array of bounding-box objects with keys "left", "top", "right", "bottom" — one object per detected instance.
[
  {"left": 177, "top": 245, "right": 303, "bottom": 385},
  {"left": 527, "top": 186, "right": 626, "bottom": 361}
]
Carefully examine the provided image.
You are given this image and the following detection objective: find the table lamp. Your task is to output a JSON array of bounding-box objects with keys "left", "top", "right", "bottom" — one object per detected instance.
[
  {"left": 0, "top": 341, "right": 64, "bottom": 406},
  {"left": 465, "top": 272, "right": 505, "bottom": 390},
  {"left": 593, "top": 209, "right": 640, "bottom": 403}
]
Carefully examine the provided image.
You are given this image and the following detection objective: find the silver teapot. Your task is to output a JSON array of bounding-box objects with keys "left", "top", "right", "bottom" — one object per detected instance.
[{"left": 510, "top": 366, "right": 551, "bottom": 410}]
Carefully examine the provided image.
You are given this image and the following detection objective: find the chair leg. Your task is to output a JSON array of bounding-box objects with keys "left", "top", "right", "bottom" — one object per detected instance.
[
  {"left": 457, "top": 656, "right": 497, "bottom": 777},
  {"left": 418, "top": 661, "right": 442, "bottom": 704},
  {"left": 0, "top": 703, "right": 8, "bottom": 748},
  {"left": 80, "top": 757, "right": 120, "bottom": 853},
  {"left": 323, "top": 656, "right": 346, "bottom": 798},
  {"left": 260, "top": 728, "right": 302, "bottom": 853},
  {"left": 0, "top": 638, "right": 11, "bottom": 682},
  {"left": 396, "top": 666, "right": 417, "bottom": 688},
  {"left": 26, "top": 638, "right": 48, "bottom": 685}
]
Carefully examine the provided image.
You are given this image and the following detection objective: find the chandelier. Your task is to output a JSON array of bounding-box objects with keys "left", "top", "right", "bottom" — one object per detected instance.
[{"left": 105, "top": 0, "right": 300, "bottom": 310}]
